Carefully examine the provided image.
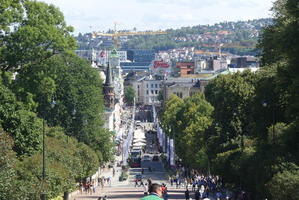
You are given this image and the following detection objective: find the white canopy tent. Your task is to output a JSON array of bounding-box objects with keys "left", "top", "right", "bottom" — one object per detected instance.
[{"left": 133, "top": 142, "right": 146, "bottom": 147}]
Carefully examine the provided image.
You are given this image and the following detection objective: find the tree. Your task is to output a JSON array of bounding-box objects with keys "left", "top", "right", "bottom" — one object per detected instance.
[
  {"left": 0, "top": 80, "right": 42, "bottom": 156},
  {"left": 267, "top": 163, "right": 299, "bottom": 200},
  {"left": 0, "top": 0, "right": 23, "bottom": 32},
  {"left": 0, "top": 129, "right": 24, "bottom": 200},
  {"left": 205, "top": 72, "right": 255, "bottom": 148},
  {"left": 14, "top": 53, "right": 113, "bottom": 161},
  {"left": 124, "top": 86, "right": 135, "bottom": 105},
  {"left": 16, "top": 126, "right": 100, "bottom": 199},
  {"left": 258, "top": 0, "right": 299, "bottom": 121},
  {"left": 161, "top": 93, "right": 213, "bottom": 170},
  {"left": 175, "top": 93, "right": 214, "bottom": 169},
  {"left": 0, "top": 0, "right": 76, "bottom": 72},
  {"left": 160, "top": 94, "right": 183, "bottom": 136}
]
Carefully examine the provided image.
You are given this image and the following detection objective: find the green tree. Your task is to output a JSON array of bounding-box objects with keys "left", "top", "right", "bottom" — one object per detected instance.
[
  {"left": 258, "top": 0, "right": 299, "bottom": 121},
  {"left": 0, "top": 80, "right": 42, "bottom": 156},
  {"left": 1, "top": 0, "right": 76, "bottom": 72},
  {"left": 0, "top": 129, "right": 24, "bottom": 200},
  {"left": 160, "top": 94, "right": 183, "bottom": 136},
  {"left": 16, "top": 126, "right": 100, "bottom": 199},
  {"left": 175, "top": 93, "right": 214, "bottom": 170},
  {"left": 267, "top": 163, "right": 299, "bottom": 200},
  {"left": 0, "top": 0, "right": 24, "bottom": 32},
  {"left": 14, "top": 53, "right": 113, "bottom": 161},
  {"left": 161, "top": 93, "right": 213, "bottom": 170},
  {"left": 124, "top": 86, "right": 135, "bottom": 105},
  {"left": 205, "top": 72, "right": 255, "bottom": 149}
]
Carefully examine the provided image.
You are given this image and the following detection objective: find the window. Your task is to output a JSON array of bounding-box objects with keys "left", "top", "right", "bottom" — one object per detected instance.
[
  {"left": 146, "top": 90, "right": 149, "bottom": 95},
  {"left": 146, "top": 84, "right": 148, "bottom": 88},
  {"left": 151, "top": 90, "right": 154, "bottom": 94},
  {"left": 155, "top": 90, "right": 158, "bottom": 94},
  {"left": 159, "top": 84, "right": 162, "bottom": 88},
  {"left": 151, "top": 84, "right": 154, "bottom": 88},
  {"left": 155, "top": 84, "right": 158, "bottom": 88}
]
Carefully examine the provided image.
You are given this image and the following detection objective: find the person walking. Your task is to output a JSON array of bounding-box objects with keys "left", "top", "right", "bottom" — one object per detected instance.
[
  {"left": 194, "top": 189, "right": 200, "bottom": 200},
  {"left": 163, "top": 189, "right": 169, "bottom": 200},
  {"left": 140, "top": 183, "right": 163, "bottom": 200},
  {"left": 185, "top": 189, "right": 190, "bottom": 200},
  {"left": 143, "top": 183, "right": 149, "bottom": 196}
]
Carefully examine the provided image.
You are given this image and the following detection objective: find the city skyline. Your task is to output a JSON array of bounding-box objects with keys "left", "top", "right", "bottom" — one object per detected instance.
[{"left": 41, "top": 0, "right": 273, "bottom": 34}]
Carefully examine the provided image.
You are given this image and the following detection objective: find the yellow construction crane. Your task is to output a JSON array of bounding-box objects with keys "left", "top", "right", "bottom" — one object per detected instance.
[{"left": 92, "top": 22, "right": 167, "bottom": 48}]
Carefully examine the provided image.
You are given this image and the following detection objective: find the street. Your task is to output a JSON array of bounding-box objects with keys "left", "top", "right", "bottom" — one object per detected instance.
[{"left": 71, "top": 117, "right": 191, "bottom": 200}]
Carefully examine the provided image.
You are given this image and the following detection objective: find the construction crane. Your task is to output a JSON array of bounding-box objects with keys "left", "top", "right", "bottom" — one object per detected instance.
[{"left": 92, "top": 22, "right": 167, "bottom": 49}]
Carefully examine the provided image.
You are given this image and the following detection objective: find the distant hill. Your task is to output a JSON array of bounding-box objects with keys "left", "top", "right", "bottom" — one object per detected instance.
[{"left": 76, "top": 18, "right": 272, "bottom": 56}]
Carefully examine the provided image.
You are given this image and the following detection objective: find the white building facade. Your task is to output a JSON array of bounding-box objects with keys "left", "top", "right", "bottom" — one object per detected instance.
[{"left": 133, "top": 76, "right": 163, "bottom": 105}]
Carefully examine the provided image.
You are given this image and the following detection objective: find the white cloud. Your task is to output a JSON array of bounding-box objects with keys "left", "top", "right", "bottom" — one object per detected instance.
[{"left": 41, "top": 0, "right": 273, "bottom": 34}]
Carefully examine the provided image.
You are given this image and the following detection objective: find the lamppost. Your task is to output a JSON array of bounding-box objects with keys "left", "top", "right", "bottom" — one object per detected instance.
[
  {"left": 41, "top": 99, "right": 56, "bottom": 200},
  {"left": 63, "top": 107, "right": 76, "bottom": 200},
  {"left": 262, "top": 102, "right": 275, "bottom": 144}
]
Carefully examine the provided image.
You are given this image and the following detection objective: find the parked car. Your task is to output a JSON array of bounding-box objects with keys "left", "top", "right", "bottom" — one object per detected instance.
[
  {"left": 143, "top": 155, "right": 151, "bottom": 161},
  {"left": 130, "top": 157, "right": 141, "bottom": 168}
]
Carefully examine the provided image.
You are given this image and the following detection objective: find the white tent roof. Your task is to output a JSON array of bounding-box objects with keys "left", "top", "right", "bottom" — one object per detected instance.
[
  {"left": 133, "top": 142, "right": 146, "bottom": 147},
  {"left": 133, "top": 140, "right": 146, "bottom": 144}
]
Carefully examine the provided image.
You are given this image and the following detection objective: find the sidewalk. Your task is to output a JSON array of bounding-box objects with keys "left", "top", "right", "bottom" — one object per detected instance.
[{"left": 69, "top": 156, "right": 130, "bottom": 200}]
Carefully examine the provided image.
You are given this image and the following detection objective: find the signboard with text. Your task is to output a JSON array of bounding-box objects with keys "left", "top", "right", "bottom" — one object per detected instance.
[{"left": 153, "top": 60, "right": 170, "bottom": 68}]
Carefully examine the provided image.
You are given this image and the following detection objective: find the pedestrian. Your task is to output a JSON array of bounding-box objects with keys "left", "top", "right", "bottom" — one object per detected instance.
[
  {"left": 170, "top": 176, "right": 173, "bottom": 187},
  {"left": 185, "top": 189, "right": 190, "bottom": 200},
  {"left": 195, "top": 189, "right": 200, "bottom": 200},
  {"left": 147, "top": 178, "right": 152, "bottom": 186},
  {"left": 143, "top": 183, "right": 149, "bottom": 196},
  {"left": 192, "top": 180, "right": 196, "bottom": 191},
  {"left": 163, "top": 189, "right": 169, "bottom": 200},
  {"left": 113, "top": 168, "right": 115, "bottom": 177},
  {"left": 140, "top": 183, "right": 163, "bottom": 200},
  {"left": 79, "top": 182, "right": 83, "bottom": 194}
]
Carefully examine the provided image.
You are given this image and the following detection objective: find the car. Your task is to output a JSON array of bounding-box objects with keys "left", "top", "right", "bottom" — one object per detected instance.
[
  {"left": 130, "top": 157, "right": 141, "bottom": 168},
  {"left": 143, "top": 155, "right": 151, "bottom": 161},
  {"left": 131, "top": 149, "right": 142, "bottom": 158},
  {"left": 152, "top": 155, "right": 159, "bottom": 161}
]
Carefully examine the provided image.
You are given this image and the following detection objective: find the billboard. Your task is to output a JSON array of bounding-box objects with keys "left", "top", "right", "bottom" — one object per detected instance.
[{"left": 153, "top": 60, "right": 170, "bottom": 68}]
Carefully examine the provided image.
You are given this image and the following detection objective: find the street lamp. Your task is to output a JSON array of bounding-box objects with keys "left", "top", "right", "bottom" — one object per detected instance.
[
  {"left": 262, "top": 101, "right": 275, "bottom": 144},
  {"left": 41, "top": 99, "right": 56, "bottom": 200},
  {"left": 62, "top": 107, "right": 76, "bottom": 200}
]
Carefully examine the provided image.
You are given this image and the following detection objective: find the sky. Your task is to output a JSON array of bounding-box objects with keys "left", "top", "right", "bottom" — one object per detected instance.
[{"left": 41, "top": 0, "right": 274, "bottom": 35}]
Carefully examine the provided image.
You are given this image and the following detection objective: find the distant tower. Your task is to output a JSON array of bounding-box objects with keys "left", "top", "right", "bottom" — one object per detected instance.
[
  {"left": 110, "top": 49, "right": 121, "bottom": 79},
  {"left": 103, "top": 63, "right": 115, "bottom": 109}
]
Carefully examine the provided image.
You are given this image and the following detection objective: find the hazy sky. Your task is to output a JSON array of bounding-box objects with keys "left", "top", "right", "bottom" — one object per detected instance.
[{"left": 41, "top": 0, "right": 274, "bottom": 34}]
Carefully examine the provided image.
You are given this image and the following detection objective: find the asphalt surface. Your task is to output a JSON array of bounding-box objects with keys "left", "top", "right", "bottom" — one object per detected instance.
[{"left": 72, "top": 122, "right": 189, "bottom": 200}]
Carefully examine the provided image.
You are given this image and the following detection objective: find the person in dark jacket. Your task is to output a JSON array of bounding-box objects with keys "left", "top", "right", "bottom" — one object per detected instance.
[{"left": 185, "top": 189, "right": 190, "bottom": 200}]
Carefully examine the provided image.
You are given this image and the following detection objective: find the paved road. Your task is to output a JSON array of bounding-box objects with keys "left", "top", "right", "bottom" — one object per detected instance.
[{"left": 71, "top": 122, "right": 189, "bottom": 200}]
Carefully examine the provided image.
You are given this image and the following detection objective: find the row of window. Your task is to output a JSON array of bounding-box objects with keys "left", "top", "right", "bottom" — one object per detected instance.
[
  {"left": 146, "top": 90, "right": 159, "bottom": 95},
  {"left": 146, "top": 83, "right": 162, "bottom": 89},
  {"left": 174, "top": 92, "right": 183, "bottom": 98}
]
